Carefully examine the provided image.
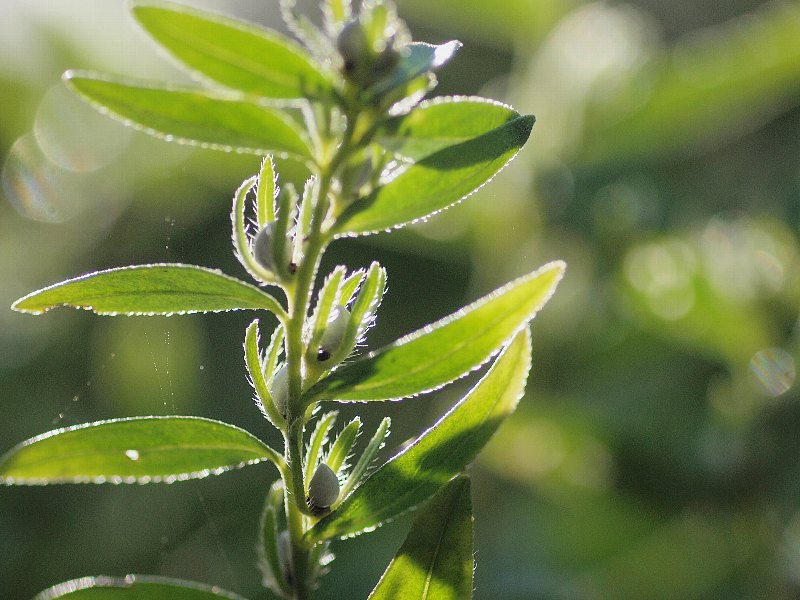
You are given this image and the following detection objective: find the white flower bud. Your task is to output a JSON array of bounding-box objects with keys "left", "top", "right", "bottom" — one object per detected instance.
[
  {"left": 307, "top": 463, "right": 340, "bottom": 513},
  {"left": 317, "top": 305, "right": 351, "bottom": 362},
  {"left": 270, "top": 364, "right": 289, "bottom": 416},
  {"left": 253, "top": 223, "right": 293, "bottom": 273}
]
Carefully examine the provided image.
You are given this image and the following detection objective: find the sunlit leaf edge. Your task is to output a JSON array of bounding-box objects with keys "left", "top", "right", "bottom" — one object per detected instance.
[
  {"left": 307, "top": 259, "right": 564, "bottom": 403},
  {"left": 332, "top": 114, "right": 536, "bottom": 237},
  {"left": 377, "top": 94, "right": 522, "bottom": 160},
  {"left": 63, "top": 70, "right": 313, "bottom": 160},
  {"left": 305, "top": 331, "right": 531, "bottom": 543},
  {"left": 130, "top": 0, "right": 334, "bottom": 99},
  {"left": 34, "top": 574, "right": 249, "bottom": 600},
  {"left": 11, "top": 263, "right": 283, "bottom": 316},
  {"left": 0, "top": 415, "right": 278, "bottom": 486}
]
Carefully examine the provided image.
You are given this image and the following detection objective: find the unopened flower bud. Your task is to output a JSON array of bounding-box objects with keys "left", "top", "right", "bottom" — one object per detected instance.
[
  {"left": 317, "top": 306, "right": 351, "bottom": 362},
  {"left": 307, "top": 463, "right": 340, "bottom": 513},
  {"left": 253, "top": 223, "right": 293, "bottom": 274}
]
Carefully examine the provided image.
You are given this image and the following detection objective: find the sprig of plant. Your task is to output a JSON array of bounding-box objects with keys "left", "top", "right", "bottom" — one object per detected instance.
[{"left": 1, "top": 1, "right": 564, "bottom": 598}]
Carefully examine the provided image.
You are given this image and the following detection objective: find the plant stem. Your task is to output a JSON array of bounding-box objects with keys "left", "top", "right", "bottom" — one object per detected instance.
[{"left": 281, "top": 105, "right": 359, "bottom": 599}]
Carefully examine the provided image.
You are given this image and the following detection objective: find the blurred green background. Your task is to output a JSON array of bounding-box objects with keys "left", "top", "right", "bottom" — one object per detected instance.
[{"left": 3, "top": 0, "right": 800, "bottom": 598}]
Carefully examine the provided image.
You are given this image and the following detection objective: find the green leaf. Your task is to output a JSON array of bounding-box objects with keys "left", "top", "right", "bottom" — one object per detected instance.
[
  {"left": 306, "top": 330, "right": 531, "bottom": 543},
  {"left": 65, "top": 73, "right": 312, "bottom": 160},
  {"left": 34, "top": 575, "right": 249, "bottom": 599},
  {"left": 305, "top": 261, "right": 563, "bottom": 403},
  {"left": 131, "top": 0, "right": 333, "bottom": 100},
  {"left": 368, "top": 476, "right": 474, "bottom": 600},
  {"left": 377, "top": 96, "right": 521, "bottom": 161},
  {"left": 333, "top": 114, "right": 535, "bottom": 236},
  {"left": 12, "top": 264, "right": 284, "bottom": 317},
  {"left": 0, "top": 416, "right": 280, "bottom": 485}
]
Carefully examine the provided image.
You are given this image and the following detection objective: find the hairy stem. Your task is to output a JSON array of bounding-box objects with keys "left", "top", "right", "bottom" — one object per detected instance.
[{"left": 281, "top": 105, "right": 359, "bottom": 599}]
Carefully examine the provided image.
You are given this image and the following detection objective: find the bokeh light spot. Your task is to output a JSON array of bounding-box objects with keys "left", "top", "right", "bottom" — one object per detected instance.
[
  {"left": 749, "top": 347, "right": 795, "bottom": 397},
  {"left": 34, "top": 83, "right": 130, "bottom": 172}
]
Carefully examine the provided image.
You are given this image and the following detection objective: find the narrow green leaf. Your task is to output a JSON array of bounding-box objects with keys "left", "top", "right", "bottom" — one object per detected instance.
[
  {"left": 34, "top": 575, "right": 249, "bottom": 599},
  {"left": 0, "top": 416, "right": 279, "bottom": 485},
  {"left": 368, "top": 476, "right": 474, "bottom": 600},
  {"left": 306, "top": 330, "right": 531, "bottom": 543},
  {"left": 305, "top": 411, "right": 339, "bottom": 488},
  {"left": 65, "top": 73, "right": 312, "bottom": 160},
  {"left": 256, "top": 156, "right": 277, "bottom": 226},
  {"left": 339, "top": 269, "right": 367, "bottom": 306},
  {"left": 377, "top": 96, "right": 521, "bottom": 161},
  {"left": 309, "top": 267, "right": 347, "bottom": 355},
  {"left": 305, "top": 261, "right": 563, "bottom": 403},
  {"left": 12, "top": 264, "right": 285, "bottom": 317},
  {"left": 131, "top": 0, "right": 333, "bottom": 100},
  {"left": 257, "top": 480, "right": 291, "bottom": 596},
  {"left": 333, "top": 114, "right": 535, "bottom": 236},
  {"left": 244, "top": 320, "right": 284, "bottom": 429},
  {"left": 326, "top": 417, "right": 361, "bottom": 473},
  {"left": 337, "top": 416, "right": 391, "bottom": 505}
]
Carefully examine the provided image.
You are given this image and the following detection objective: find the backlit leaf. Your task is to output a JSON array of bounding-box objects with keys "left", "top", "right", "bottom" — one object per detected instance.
[
  {"left": 34, "top": 575, "right": 249, "bottom": 599},
  {"left": 131, "top": 0, "right": 333, "bottom": 100},
  {"left": 368, "top": 476, "right": 474, "bottom": 600},
  {"left": 333, "top": 115, "right": 534, "bottom": 236},
  {"left": 0, "top": 416, "right": 280, "bottom": 485},
  {"left": 66, "top": 73, "right": 312, "bottom": 160},
  {"left": 12, "top": 264, "right": 284, "bottom": 317},
  {"left": 305, "top": 261, "right": 562, "bottom": 403},
  {"left": 305, "top": 330, "right": 531, "bottom": 542},
  {"left": 377, "top": 96, "right": 520, "bottom": 161}
]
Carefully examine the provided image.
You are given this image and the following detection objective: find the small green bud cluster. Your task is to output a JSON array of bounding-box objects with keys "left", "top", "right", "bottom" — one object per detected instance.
[{"left": 335, "top": 2, "right": 408, "bottom": 90}]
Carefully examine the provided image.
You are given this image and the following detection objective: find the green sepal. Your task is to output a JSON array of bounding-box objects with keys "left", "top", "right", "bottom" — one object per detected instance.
[
  {"left": 304, "top": 411, "right": 339, "bottom": 489},
  {"left": 244, "top": 320, "right": 285, "bottom": 429},
  {"left": 335, "top": 416, "right": 391, "bottom": 507},
  {"left": 257, "top": 480, "right": 291, "bottom": 596},
  {"left": 326, "top": 417, "right": 362, "bottom": 473}
]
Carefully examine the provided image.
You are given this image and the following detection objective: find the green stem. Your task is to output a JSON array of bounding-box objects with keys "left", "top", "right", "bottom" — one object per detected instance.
[{"left": 280, "top": 105, "right": 359, "bottom": 599}]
